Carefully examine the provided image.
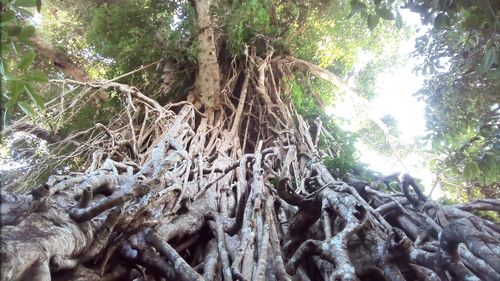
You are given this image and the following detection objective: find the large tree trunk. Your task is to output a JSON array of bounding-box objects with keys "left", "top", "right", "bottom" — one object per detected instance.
[{"left": 2, "top": 3, "right": 499, "bottom": 281}]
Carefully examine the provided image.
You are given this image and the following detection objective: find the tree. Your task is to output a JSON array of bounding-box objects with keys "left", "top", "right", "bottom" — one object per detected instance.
[
  {"left": 410, "top": 0, "right": 500, "bottom": 200},
  {"left": 1, "top": 1, "right": 499, "bottom": 281}
]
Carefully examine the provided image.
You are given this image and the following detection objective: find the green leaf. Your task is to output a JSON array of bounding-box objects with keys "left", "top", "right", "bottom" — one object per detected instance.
[
  {"left": 486, "top": 68, "right": 500, "bottom": 80},
  {"left": 29, "top": 70, "right": 48, "bottom": 83},
  {"left": 480, "top": 47, "right": 497, "bottom": 73},
  {"left": 470, "top": 161, "right": 480, "bottom": 176},
  {"left": 0, "top": 59, "right": 4, "bottom": 76},
  {"left": 6, "top": 80, "right": 24, "bottom": 108},
  {"left": 484, "top": 155, "right": 497, "bottom": 172},
  {"left": 375, "top": 7, "right": 395, "bottom": 20},
  {"left": 429, "top": 159, "right": 438, "bottom": 169},
  {"left": 464, "top": 161, "right": 480, "bottom": 180},
  {"left": 11, "top": 43, "right": 19, "bottom": 58},
  {"left": 462, "top": 13, "right": 483, "bottom": 29},
  {"left": 483, "top": 170, "right": 496, "bottom": 185},
  {"left": 16, "top": 7, "right": 34, "bottom": 17},
  {"left": 17, "top": 25, "right": 36, "bottom": 42},
  {"left": 36, "top": 0, "right": 42, "bottom": 12},
  {"left": 347, "top": 9, "right": 356, "bottom": 19},
  {"left": 463, "top": 163, "right": 472, "bottom": 180},
  {"left": 367, "top": 14, "right": 379, "bottom": 30},
  {"left": 350, "top": 0, "right": 367, "bottom": 17},
  {"left": 434, "top": 13, "right": 450, "bottom": 29},
  {"left": 291, "top": 82, "right": 302, "bottom": 97},
  {"left": 14, "top": 0, "right": 37, "bottom": 7},
  {"left": 18, "top": 101, "right": 35, "bottom": 116},
  {"left": 3, "top": 74, "right": 15, "bottom": 81},
  {"left": 0, "top": 10, "right": 16, "bottom": 24},
  {"left": 24, "top": 83, "right": 44, "bottom": 109},
  {"left": 18, "top": 49, "right": 35, "bottom": 70},
  {"left": 8, "top": 80, "right": 24, "bottom": 95},
  {"left": 395, "top": 11, "right": 403, "bottom": 29},
  {"left": 3, "top": 108, "right": 8, "bottom": 129}
]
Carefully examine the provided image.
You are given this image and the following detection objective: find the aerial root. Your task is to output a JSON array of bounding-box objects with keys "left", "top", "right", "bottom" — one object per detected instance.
[
  {"left": 120, "top": 240, "right": 176, "bottom": 280},
  {"left": 3, "top": 109, "right": 500, "bottom": 281},
  {"left": 202, "top": 239, "right": 219, "bottom": 280},
  {"left": 50, "top": 207, "right": 122, "bottom": 271},
  {"left": 146, "top": 230, "right": 204, "bottom": 281},
  {"left": 207, "top": 216, "right": 232, "bottom": 281},
  {"left": 68, "top": 182, "right": 149, "bottom": 222}
]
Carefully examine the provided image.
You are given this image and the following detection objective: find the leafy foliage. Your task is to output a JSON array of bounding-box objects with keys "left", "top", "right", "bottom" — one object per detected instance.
[
  {"left": 37, "top": 1, "right": 108, "bottom": 79},
  {"left": 285, "top": 75, "right": 360, "bottom": 175},
  {"left": 89, "top": 1, "right": 174, "bottom": 81},
  {"left": 409, "top": 0, "right": 500, "bottom": 199},
  {"left": 347, "top": 0, "right": 405, "bottom": 30},
  {"left": 322, "top": 126, "right": 361, "bottom": 176},
  {"left": 221, "top": 0, "right": 277, "bottom": 55},
  {"left": 1, "top": 0, "right": 48, "bottom": 124}
]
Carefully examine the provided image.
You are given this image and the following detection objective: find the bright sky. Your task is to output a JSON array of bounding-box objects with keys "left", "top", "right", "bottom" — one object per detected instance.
[{"left": 326, "top": 10, "right": 442, "bottom": 198}]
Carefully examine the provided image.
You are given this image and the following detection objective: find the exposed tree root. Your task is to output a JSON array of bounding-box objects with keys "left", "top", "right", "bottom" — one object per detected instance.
[{"left": 2, "top": 44, "right": 500, "bottom": 281}]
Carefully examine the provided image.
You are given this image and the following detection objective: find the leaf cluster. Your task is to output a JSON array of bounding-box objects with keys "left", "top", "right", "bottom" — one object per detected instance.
[
  {"left": 348, "top": 0, "right": 404, "bottom": 31},
  {"left": 409, "top": 0, "right": 499, "bottom": 199},
  {"left": 220, "top": 0, "right": 277, "bottom": 55}
]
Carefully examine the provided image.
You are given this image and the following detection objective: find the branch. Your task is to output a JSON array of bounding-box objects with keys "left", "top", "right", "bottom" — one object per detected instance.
[
  {"left": 455, "top": 199, "right": 500, "bottom": 212},
  {"left": 402, "top": 174, "right": 427, "bottom": 207},
  {"left": 68, "top": 182, "right": 149, "bottom": 222},
  {"left": 31, "top": 34, "right": 90, "bottom": 81},
  {"left": 9, "top": 123, "right": 62, "bottom": 144}
]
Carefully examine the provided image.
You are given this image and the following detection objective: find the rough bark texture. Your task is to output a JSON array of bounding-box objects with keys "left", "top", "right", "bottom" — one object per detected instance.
[
  {"left": 2, "top": 3, "right": 500, "bottom": 281},
  {"left": 192, "top": 0, "right": 221, "bottom": 112}
]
